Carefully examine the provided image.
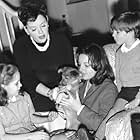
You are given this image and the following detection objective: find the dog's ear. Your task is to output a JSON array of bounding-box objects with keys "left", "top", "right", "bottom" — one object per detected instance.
[
  {"left": 57, "top": 67, "right": 68, "bottom": 74},
  {"left": 58, "top": 68, "right": 63, "bottom": 74}
]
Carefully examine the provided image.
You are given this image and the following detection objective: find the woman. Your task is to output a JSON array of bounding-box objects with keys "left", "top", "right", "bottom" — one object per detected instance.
[
  {"left": 59, "top": 43, "right": 118, "bottom": 135},
  {"left": 13, "top": 2, "right": 74, "bottom": 112}
]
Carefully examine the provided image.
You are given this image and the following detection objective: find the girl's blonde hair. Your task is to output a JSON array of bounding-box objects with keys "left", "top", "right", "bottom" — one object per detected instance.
[{"left": 0, "top": 64, "right": 18, "bottom": 106}]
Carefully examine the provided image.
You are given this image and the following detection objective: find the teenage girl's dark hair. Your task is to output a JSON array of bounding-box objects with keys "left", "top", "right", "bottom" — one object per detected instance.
[
  {"left": 18, "top": 2, "right": 48, "bottom": 26},
  {"left": 76, "top": 43, "right": 114, "bottom": 85},
  {"left": 0, "top": 64, "right": 18, "bottom": 106}
]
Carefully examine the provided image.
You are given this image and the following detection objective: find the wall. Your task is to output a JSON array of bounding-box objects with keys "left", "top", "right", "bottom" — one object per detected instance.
[
  {"left": 107, "top": 0, "right": 128, "bottom": 21},
  {"left": 3, "top": 0, "right": 21, "bottom": 7},
  {"left": 47, "top": 0, "right": 110, "bottom": 34},
  {"left": 46, "top": 0, "right": 130, "bottom": 34},
  {"left": 47, "top": 0, "right": 68, "bottom": 21},
  {"left": 67, "top": 0, "right": 110, "bottom": 34}
]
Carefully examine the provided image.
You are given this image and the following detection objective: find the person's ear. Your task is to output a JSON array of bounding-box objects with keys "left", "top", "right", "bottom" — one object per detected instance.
[
  {"left": 24, "top": 26, "right": 30, "bottom": 35},
  {"left": 128, "top": 30, "right": 135, "bottom": 36},
  {"left": 1, "top": 84, "right": 6, "bottom": 90},
  {"left": 58, "top": 68, "right": 63, "bottom": 74},
  {"left": 1, "top": 84, "right": 4, "bottom": 88},
  {"left": 46, "top": 15, "right": 49, "bottom": 22}
]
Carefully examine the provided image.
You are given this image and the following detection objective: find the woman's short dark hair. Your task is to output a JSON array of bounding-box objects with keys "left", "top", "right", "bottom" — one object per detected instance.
[
  {"left": 0, "top": 64, "right": 18, "bottom": 106},
  {"left": 18, "top": 2, "right": 48, "bottom": 26},
  {"left": 76, "top": 43, "right": 114, "bottom": 85}
]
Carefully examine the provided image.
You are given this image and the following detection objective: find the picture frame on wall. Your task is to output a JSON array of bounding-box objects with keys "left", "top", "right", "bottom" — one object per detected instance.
[{"left": 66, "top": 0, "right": 89, "bottom": 4}]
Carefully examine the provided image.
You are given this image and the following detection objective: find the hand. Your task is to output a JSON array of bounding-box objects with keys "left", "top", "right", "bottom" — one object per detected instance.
[
  {"left": 125, "top": 98, "right": 140, "bottom": 110},
  {"left": 55, "top": 86, "right": 70, "bottom": 104},
  {"left": 51, "top": 86, "right": 68, "bottom": 101},
  {"left": 128, "top": 106, "right": 140, "bottom": 114},
  {"left": 136, "top": 89, "right": 140, "bottom": 99},
  {"left": 95, "top": 121, "right": 106, "bottom": 140},
  {"left": 50, "top": 87, "right": 60, "bottom": 100},
  {"left": 125, "top": 89, "right": 140, "bottom": 110},
  {"left": 56, "top": 92, "right": 68, "bottom": 104},
  {"left": 59, "top": 91, "right": 82, "bottom": 112},
  {"left": 48, "top": 111, "right": 58, "bottom": 121},
  {"left": 30, "top": 131, "right": 49, "bottom": 140}
]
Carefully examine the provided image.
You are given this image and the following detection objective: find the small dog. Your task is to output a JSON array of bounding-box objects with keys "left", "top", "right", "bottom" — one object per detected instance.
[
  {"left": 44, "top": 66, "right": 81, "bottom": 132},
  {"left": 56, "top": 66, "right": 81, "bottom": 129},
  {"left": 57, "top": 66, "right": 82, "bottom": 99}
]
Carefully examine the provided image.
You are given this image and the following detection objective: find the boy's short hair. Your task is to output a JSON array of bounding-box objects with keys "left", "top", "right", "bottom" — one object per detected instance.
[
  {"left": 18, "top": 2, "right": 48, "bottom": 26},
  {"left": 110, "top": 11, "right": 140, "bottom": 38}
]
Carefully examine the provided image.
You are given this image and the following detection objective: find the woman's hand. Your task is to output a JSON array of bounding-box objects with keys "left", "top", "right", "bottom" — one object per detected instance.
[
  {"left": 95, "top": 121, "right": 106, "bottom": 140},
  {"left": 47, "top": 111, "right": 58, "bottom": 121},
  {"left": 51, "top": 86, "right": 68, "bottom": 102},
  {"left": 125, "top": 90, "right": 140, "bottom": 110},
  {"left": 56, "top": 92, "right": 68, "bottom": 104},
  {"left": 29, "top": 131, "right": 49, "bottom": 140},
  {"left": 125, "top": 98, "right": 140, "bottom": 110},
  {"left": 59, "top": 91, "right": 82, "bottom": 113}
]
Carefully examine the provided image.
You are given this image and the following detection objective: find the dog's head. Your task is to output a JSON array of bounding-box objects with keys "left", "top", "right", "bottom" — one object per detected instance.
[{"left": 58, "top": 66, "right": 81, "bottom": 87}]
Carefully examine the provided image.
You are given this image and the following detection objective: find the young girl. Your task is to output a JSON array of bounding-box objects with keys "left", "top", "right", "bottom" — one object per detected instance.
[
  {"left": 0, "top": 63, "right": 58, "bottom": 140},
  {"left": 95, "top": 11, "right": 140, "bottom": 140}
]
